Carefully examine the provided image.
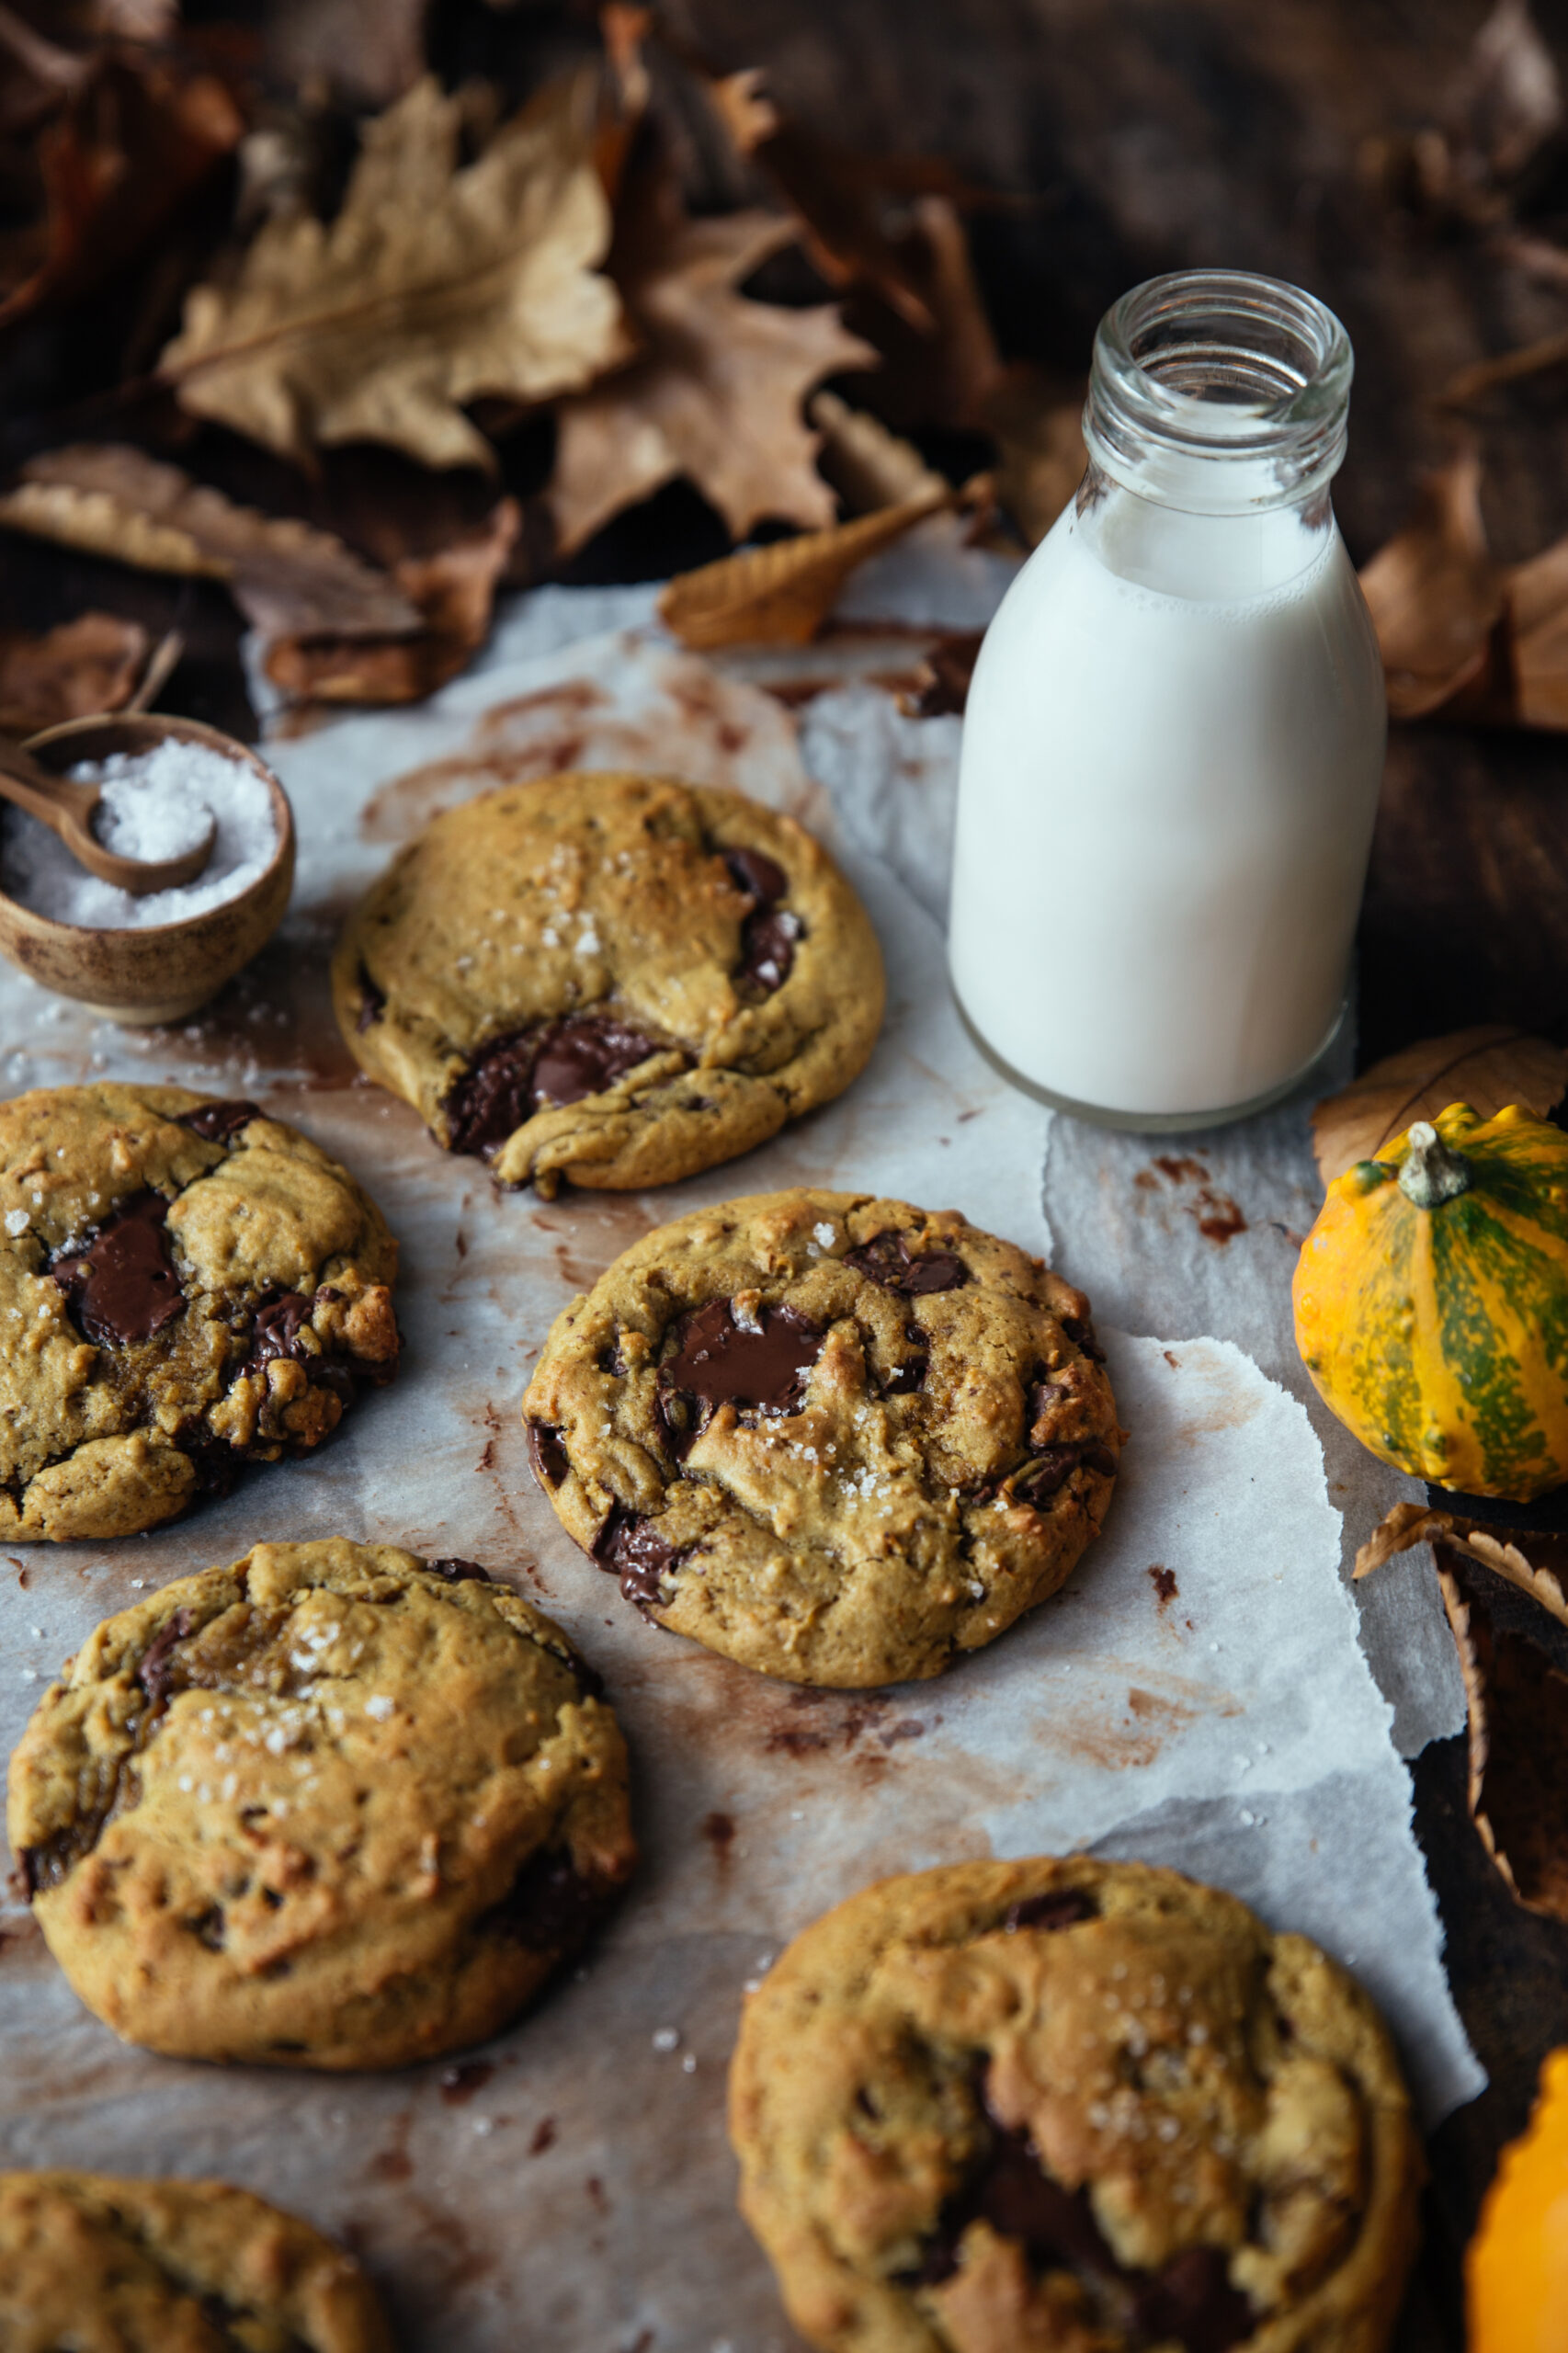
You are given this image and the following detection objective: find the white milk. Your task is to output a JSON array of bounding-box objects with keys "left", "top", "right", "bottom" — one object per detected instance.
[{"left": 949, "top": 271, "right": 1387, "bottom": 1127}]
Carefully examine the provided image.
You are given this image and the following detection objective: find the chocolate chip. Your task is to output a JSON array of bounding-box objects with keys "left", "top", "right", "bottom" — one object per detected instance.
[
  {"left": 1129, "top": 2246, "right": 1255, "bottom": 2353},
  {"left": 881, "top": 1333, "right": 928, "bottom": 1397},
  {"left": 846, "top": 1230, "right": 970, "bottom": 1297},
  {"left": 425, "top": 1557, "right": 494, "bottom": 1585},
  {"left": 917, "top": 2109, "right": 1255, "bottom": 2351},
  {"left": 51, "top": 1192, "right": 185, "bottom": 1346},
  {"left": 1003, "top": 1888, "right": 1096, "bottom": 1933},
  {"left": 735, "top": 907, "right": 801, "bottom": 994},
  {"left": 245, "top": 1290, "right": 312, "bottom": 1371},
  {"left": 356, "top": 966, "right": 385, "bottom": 1032},
  {"left": 592, "top": 1503, "right": 684, "bottom": 1608},
  {"left": 178, "top": 1100, "right": 259, "bottom": 1142},
  {"left": 1062, "top": 1314, "right": 1106, "bottom": 1362},
  {"left": 658, "top": 1299, "right": 824, "bottom": 1437},
  {"left": 486, "top": 1847, "right": 621, "bottom": 1952},
  {"left": 531, "top": 1014, "right": 662, "bottom": 1109},
  {"left": 1080, "top": 1442, "right": 1118, "bottom": 1477},
  {"left": 1010, "top": 1446, "right": 1082, "bottom": 1504},
  {"left": 135, "top": 1607, "right": 197, "bottom": 1710},
  {"left": 723, "top": 847, "right": 787, "bottom": 904},
  {"left": 445, "top": 1015, "right": 667, "bottom": 1158},
  {"left": 527, "top": 1422, "right": 570, "bottom": 1489}
]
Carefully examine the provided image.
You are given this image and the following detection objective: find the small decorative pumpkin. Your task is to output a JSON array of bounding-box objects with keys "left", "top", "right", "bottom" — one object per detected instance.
[
  {"left": 1293, "top": 1101, "right": 1568, "bottom": 1500},
  {"left": 1468, "top": 2046, "right": 1568, "bottom": 2352}
]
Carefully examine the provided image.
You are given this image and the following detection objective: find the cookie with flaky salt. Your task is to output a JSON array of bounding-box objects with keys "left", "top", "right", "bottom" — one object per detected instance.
[
  {"left": 332, "top": 770, "right": 884, "bottom": 1196},
  {"left": 522, "top": 1187, "right": 1119, "bottom": 1686}
]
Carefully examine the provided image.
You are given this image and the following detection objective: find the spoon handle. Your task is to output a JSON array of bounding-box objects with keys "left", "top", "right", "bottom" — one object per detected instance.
[{"left": 0, "top": 735, "right": 216, "bottom": 897}]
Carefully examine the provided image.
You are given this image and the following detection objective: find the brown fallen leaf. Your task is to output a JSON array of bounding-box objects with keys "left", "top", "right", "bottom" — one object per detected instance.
[
  {"left": 0, "top": 613, "right": 151, "bottom": 734},
  {"left": 658, "top": 482, "right": 953, "bottom": 652},
  {"left": 0, "top": 48, "right": 244, "bottom": 330},
  {"left": 548, "top": 170, "right": 875, "bottom": 556},
  {"left": 1356, "top": 1499, "right": 1568, "bottom": 1631},
  {"left": 0, "top": 445, "right": 420, "bottom": 641},
  {"left": 159, "top": 72, "right": 628, "bottom": 472},
  {"left": 1357, "top": 450, "right": 1506, "bottom": 718},
  {"left": 1437, "top": 1544, "right": 1568, "bottom": 1922},
  {"left": 1505, "top": 531, "right": 1568, "bottom": 725},
  {"left": 983, "top": 367, "right": 1087, "bottom": 548},
  {"left": 264, "top": 498, "right": 520, "bottom": 706},
  {"left": 1363, "top": 0, "right": 1561, "bottom": 230},
  {"left": 265, "top": 0, "right": 429, "bottom": 109},
  {"left": 894, "top": 630, "right": 984, "bottom": 719},
  {"left": 1312, "top": 1025, "right": 1568, "bottom": 1187},
  {"left": 809, "top": 390, "right": 948, "bottom": 513}
]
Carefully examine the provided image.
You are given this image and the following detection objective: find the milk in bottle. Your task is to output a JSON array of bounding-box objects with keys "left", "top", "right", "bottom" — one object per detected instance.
[{"left": 949, "top": 270, "right": 1386, "bottom": 1128}]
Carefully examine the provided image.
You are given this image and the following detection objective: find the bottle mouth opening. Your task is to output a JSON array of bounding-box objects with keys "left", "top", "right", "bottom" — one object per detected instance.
[{"left": 1085, "top": 269, "right": 1353, "bottom": 510}]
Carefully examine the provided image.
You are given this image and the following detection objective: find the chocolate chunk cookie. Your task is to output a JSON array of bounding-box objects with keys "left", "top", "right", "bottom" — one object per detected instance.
[
  {"left": 0, "top": 2169, "right": 392, "bottom": 2352},
  {"left": 332, "top": 772, "right": 884, "bottom": 1196},
  {"left": 523, "top": 1189, "right": 1119, "bottom": 1686},
  {"left": 729, "top": 1859, "right": 1422, "bottom": 2353},
  {"left": 0, "top": 1084, "right": 399, "bottom": 1541},
  {"left": 7, "top": 1538, "right": 636, "bottom": 2068}
]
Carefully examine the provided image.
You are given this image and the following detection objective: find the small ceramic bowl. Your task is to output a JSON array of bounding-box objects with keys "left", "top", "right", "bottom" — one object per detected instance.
[{"left": 0, "top": 712, "right": 295, "bottom": 1026}]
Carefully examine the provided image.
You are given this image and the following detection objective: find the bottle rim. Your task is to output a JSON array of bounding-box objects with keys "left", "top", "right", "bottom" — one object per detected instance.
[{"left": 1083, "top": 268, "right": 1353, "bottom": 513}]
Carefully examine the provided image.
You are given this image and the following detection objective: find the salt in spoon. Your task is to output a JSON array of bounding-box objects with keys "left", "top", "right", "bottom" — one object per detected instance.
[{"left": 0, "top": 730, "right": 217, "bottom": 896}]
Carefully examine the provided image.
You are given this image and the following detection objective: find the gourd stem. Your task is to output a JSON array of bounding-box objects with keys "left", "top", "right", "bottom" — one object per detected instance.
[{"left": 1398, "top": 1120, "right": 1471, "bottom": 1208}]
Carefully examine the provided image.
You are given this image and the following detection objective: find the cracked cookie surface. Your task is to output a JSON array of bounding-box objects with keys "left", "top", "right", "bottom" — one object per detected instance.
[
  {"left": 6, "top": 1538, "right": 636, "bottom": 2069},
  {"left": 0, "top": 2168, "right": 392, "bottom": 2353},
  {"left": 728, "top": 1859, "right": 1422, "bottom": 2353},
  {"left": 332, "top": 771, "right": 885, "bottom": 1195},
  {"left": 0, "top": 1084, "right": 399, "bottom": 1542},
  {"left": 522, "top": 1188, "right": 1119, "bottom": 1686}
]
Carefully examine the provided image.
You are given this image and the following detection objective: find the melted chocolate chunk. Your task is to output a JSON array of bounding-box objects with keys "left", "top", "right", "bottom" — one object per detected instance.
[
  {"left": 1129, "top": 2246, "right": 1256, "bottom": 2353},
  {"left": 445, "top": 1015, "right": 665, "bottom": 1157},
  {"left": 846, "top": 1230, "right": 970, "bottom": 1297},
  {"left": 530, "top": 1014, "right": 662, "bottom": 1109},
  {"left": 1062, "top": 1314, "right": 1107, "bottom": 1363},
  {"left": 425, "top": 1556, "right": 494, "bottom": 1584},
  {"left": 881, "top": 1328, "right": 929, "bottom": 1397},
  {"left": 356, "top": 966, "right": 386, "bottom": 1032},
  {"left": 736, "top": 907, "right": 801, "bottom": 994},
  {"left": 1004, "top": 1887, "right": 1096, "bottom": 1934},
  {"left": 1011, "top": 1440, "right": 1118, "bottom": 1506},
  {"left": 919, "top": 2110, "right": 1255, "bottom": 2351},
  {"left": 527, "top": 1421, "right": 570, "bottom": 1489},
  {"left": 723, "top": 847, "right": 787, "bottom": 904},
  {"left": 52, "top": 1192, "right": 185, "bottom": 1346},
  {"left": 246, "top": 1290, "right": 312, "bottom": 1370},
  {"left": 486, "top": 1847, "right": 619, "bottom": 1952},
  {"left": 445, "top": 1029, "right": 543, "bottom": 1157},
  {"left": 660, "top": 1299, "right": 824, "bottom": 1438},
  {"left": 136, "top": 1608, "right": 197, "bottom": 1710},
  {"left": 178, "top": 1100, "right": 259, "bottom": 1143},
  {"left": 592, "top": 1503, "right": 684, "bottom": 1608}
]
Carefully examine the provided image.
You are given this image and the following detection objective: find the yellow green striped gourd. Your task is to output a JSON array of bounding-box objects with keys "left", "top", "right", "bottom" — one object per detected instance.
[{"left": 1293, "top": 1102, "right": 1568, "bottom": 1501}]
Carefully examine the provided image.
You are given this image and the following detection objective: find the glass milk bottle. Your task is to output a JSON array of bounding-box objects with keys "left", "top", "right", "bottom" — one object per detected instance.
[{"left": 949, "top": 269, "right": 1386, "bottom": 1129}]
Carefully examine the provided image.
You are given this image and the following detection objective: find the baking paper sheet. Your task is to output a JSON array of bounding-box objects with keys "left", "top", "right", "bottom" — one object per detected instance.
[{"left": 0, "top": 547, "right": 1477, "bottom": 2350}]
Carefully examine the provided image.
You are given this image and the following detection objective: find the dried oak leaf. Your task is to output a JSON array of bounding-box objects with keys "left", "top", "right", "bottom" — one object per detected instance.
[
  {"left": 0, "top": 444, "right": 419, "bottom": 640},
  {"left": 1357, "top": 451, "right": 1506, "bottom": 719},
  {"left": 0, "top": 48, "right": 243, "bottom": 330},
  {"left": 264, "top": 497, "right": 520, "bottom": 706},
  {"left": 1506, "top": 532, "right": 1568, "bottom": 726},
  {"left": 658, "top": 482, "right": 952, "bottom": 652},
  {"left": 1356, "top": 1500, "right": 1568, "bottom": 1631},
  {"left": 810, "top": 390, "right": 947, "bottom": 514},
  {"left": 159, "top": 72, "right": 628, "bottom": 472},
  {"left": 1312, "top": 1025, "right": 1568, "bottom": 1187},
  {"left": 548, "top": 192, "right": 874, "bottom": 557},
  {"left": 1437, "top": 1545, "right": 1568, "bottom": 1922},
  {"left": 0, "top": 612, "right": 151, "bottom": 734}
]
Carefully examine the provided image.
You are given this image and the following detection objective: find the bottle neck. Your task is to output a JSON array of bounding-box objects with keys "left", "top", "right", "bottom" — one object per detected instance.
[{"left": 1082, "top": 268, "right": 1353, "bottom": 523}]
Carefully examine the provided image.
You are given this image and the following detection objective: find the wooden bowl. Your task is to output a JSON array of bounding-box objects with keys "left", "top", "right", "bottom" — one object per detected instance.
[{"left": 0, "top": 713, "right": 295, "bottom": 1026}]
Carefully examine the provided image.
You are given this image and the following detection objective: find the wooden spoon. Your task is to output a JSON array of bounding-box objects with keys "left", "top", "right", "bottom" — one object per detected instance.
[{"left": 0, "top": 732, "right": 217, "bottom": 896}]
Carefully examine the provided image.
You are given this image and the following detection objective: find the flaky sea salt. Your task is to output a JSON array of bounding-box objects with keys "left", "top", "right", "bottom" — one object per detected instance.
[{"left": 3, "top": 739, "right": 278, "bottom": 929}]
